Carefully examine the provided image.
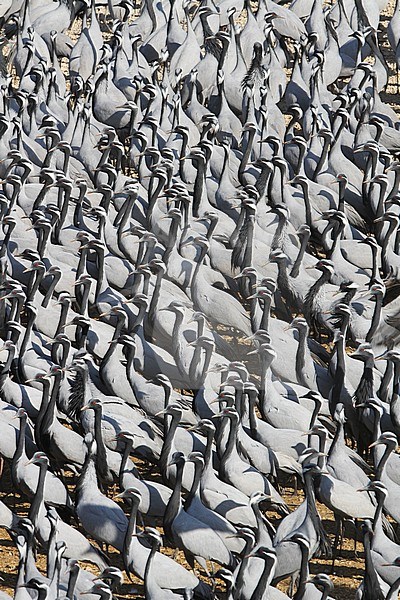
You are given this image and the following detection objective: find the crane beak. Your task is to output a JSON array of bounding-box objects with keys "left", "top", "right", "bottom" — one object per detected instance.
[
  {"left": 154, "top": 409, "right": 166, "bottom": 417},
  {"left": 332, "top": 289, "right": 343, "bottom": 297},
  {"left": 186, "top": 425, "right": 199, "bottom": 432},
  {"left": 112, "top": 492, "right": 125, "bottom": 500},
  {"left": 94, "top": 311, "right": 111, "bottom": 320},
  {"left": 369, "top": 440, "right": 380, "bottom": 448},
  {"left": 209, "top": 397, "right": 222, "bottom": 405}
]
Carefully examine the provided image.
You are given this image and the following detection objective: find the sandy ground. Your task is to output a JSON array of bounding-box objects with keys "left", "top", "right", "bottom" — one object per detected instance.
[{"left": 1, "top": 0, "right": 400, "bottom": 599}]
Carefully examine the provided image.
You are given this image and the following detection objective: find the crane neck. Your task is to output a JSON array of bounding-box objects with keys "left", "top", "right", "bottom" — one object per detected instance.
[
  {"left": 0, "top": 344, "right": 16, "bottom": 389},
  {"left": 291, "top": 231, "right": 310, "bottom": 278},
  {"left": 192, "top": 156, "right": 208, "bottom": 218},
  {"left": 353, "top": 360, "right": 374, "bottom": 413},
  {"left": 258, "top": 295, "right": 272, "bottom": 332},
  {"left": 41, "top": 370, "right": 62, "bottom": 441},
  {"left": 328, "top": 418, "right": 343, "bottom": 462},
  {"left": 37, "top": 223, "right": 52, "bottom": 259},
  {"left": 378, "top": 358, "right": 394, "bottom": 406},
  {"left": 304, "top": 468, "right": 331, "bottom": 557},
  {"left": 242, "top": 215, "right": 255, "bottom": 270},
  {"left": 159, "top": 412, "right": 180, "bottom": 483},
  {"left": 92, "top": 406, "right": 110, "bottom": 484},
  {"left": 185, "top": 459, "right": 202, "bottom": 510},
  {"left": 389, "top": 361, "right": 400, "bottom": 431},
  {"left": 388, "top": 165, "right": 400, "bottom": 201},
  {"left": 255, "top": 162, "right": 273, "bottom": 204},
  {"left": 27, "top": 266, "right": 45, "bottom": 303},
  {"left": 294, "top": 328, "right": 310, "bottom": 389},
  {"left": 220, "top": 414, "right": 240, "bottom": 474},
  {"left": 239, "top": 127, "right": 256, "bottom": 185},
  {"left": 372, "top": 489, "right": 385, "bottom": 533},
  {"left": 275, "top": 256, "right": 292, "bottom": 300},
  {"left": 312, "top": 135, "right": 331, "bottom": 182},
  {"left": 250, "top": 554, "right": 276, "bottom": 600},
  {"left": 230, "top": 203, "right": 247, "bottom": 248},
  {"left": 32, "top": 177, "right": 53, "bottom": 212},
  {"left": 66, "top": 563, "right": 79, "bottom": 600},
  {"left": 76, "top": 245, "right": 89, "bottom": 282},
  {"left": 28, "top": 460, "right": 47, "bottom": 528},
  {"left": 47, "top": 518, "right": 58, "bottom": 581},
  {"left": 7, "top": 294, "right": 21, "bottom": 325},
  {"left": 76, "top": 320, "right": 90, "bottom": 350},
  {"left": 381, "top": 218, "right": 398, "bottom": 278},
  {"left": 0, "top": 220, "right": 16, "bottom": 257},
  {"left": 147, "top": 171, "right": 166, "bottom": 229},
  {"left": 123, "top": 344, "right": 140, "bottom": 407},
  {"left": 199, "top": 343, "right": 214, "bottom": 388},
  {"left": 214, "top": 398, "right": 233, "bottom": 460},
  {"left": 247, "top": 392, "right": 259, "bottom": 434},
  {"left": 169, "top": 310, "right": 186, "bottom": 373},
  {"left": 293, "top": 542, "right": 309, "bottom": 600},
  {"left": 189, "top": 342, "right": 204, "bottom": 389},
  {"left": 119, "top": 438, "right": 134, "bottom": 489},
  {"left": 34, "top": 378, "right": 51, "bottom": 445},
  {"left": 327, "top": 220, "right": 344, "bottom": 260},
  {"left": 76, "top": 447, "right": 98, "bottom": 504},
  {"left": 164, "top": 458, "right": 184, "bottom": 542},
  {"left": 100, "top": 313, "right": 126, "bottom": 370},
  {"left": 76, "top": 274, "right": 91, "bottom": 320},
  {"left": 116, "top": 195, "right": 135, "bottom": 251},
  {"left": 258, "top": 352, "right": 274, "bottom": 419},
  {"left": 271, "top": 212, "right": 288, "bottom": 252},
  {"left": 366, "top": 293, "right": 383, "bottom": 342},
  {"left": 362, "top": 526, "right": 386, "bottom": 600},
  {"left": 93, "top": 246, "right": 108, "bottom": 300},
  {"left": 163, "top": 216, "right": 180, "bottom": 266},
  {"left": 15, "top": 538, "right": 27, "bottom": 594},
  {"left": 252, "top": 503, "right": 273, "bottom": 546},
  {"left": 386, "top": 575, "right": 400, "bottom": 600},
  {"left": 123, "top": 497, "right": 140, "bottom": 569},
  {"left": 144, "top": 539, "right": 159, "bottom": 599},
  {"left": 13, "top": 413, "right": 27, "bottom": 465},
  {"left": 337, "top": 178, "right": 347, "bottom": 213},
  {"left": 42, "top": 270, "right": 62, "bottom": 309},
  {"left": 305, "top": 268, "right": 332, "bottom": 326},
  {"left": 201, "top": 428, "right": 214, "bottom": 481},
  {"left": 375, "top": 443, "right": 395, "bottom": 480},
  {"left": 234, "top": 534, "right": 255, "bottom": 597}
]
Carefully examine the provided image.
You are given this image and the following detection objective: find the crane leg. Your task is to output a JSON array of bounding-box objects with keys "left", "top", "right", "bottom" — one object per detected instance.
[
  {"left": 353, "top": 518, "right": 359, "bottom": 557},
  {"left": 331, "top": 515, "right": 342, "bottom": 573}
]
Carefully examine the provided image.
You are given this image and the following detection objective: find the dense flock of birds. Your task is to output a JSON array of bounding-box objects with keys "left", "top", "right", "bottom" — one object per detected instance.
[{"left": 4, "top": 0, "right": 400, "bottom": 598}]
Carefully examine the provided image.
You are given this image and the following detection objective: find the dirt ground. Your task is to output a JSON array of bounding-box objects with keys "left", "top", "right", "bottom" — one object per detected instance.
[
  {"left": 1, "top": 0, "right": 400, "bottom": 599},
  {"left": 0, "top": 464, "right": 372, "bottom": 599}
]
